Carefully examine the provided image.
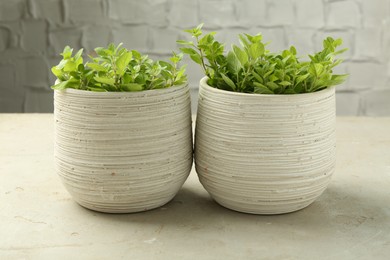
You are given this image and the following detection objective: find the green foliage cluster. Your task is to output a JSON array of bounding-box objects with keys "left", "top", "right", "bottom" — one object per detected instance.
[
  {"left": 51, "top": 43, "right": 187, "bottom": 92},
  {"left": 178, "top": 24, "right": 348, "bottom": 94}
]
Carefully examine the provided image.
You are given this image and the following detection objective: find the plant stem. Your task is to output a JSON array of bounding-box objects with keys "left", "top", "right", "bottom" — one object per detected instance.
[
  {"left": 309, "top": 77, "right": 318, "bottom": 93},
  {"left": 170, "top": 63, "right": 177, "bottom": 87},
  {"left": 110, "top": 55, "right": 119, "bottom": 90},
  {"left": 240, "top": 63, "right": 253, "bottom": 92},
  {"left": 196, "top": 37, "right": 210, "bottom": 78},
  {"left": 148, "top": 74, "right": 155, "bottom": 90}
]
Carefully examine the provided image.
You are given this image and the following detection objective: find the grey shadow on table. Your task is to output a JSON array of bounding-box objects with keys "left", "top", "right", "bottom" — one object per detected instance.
[{"left": 71, "top": 182, "right": 390, "bottom": 234}]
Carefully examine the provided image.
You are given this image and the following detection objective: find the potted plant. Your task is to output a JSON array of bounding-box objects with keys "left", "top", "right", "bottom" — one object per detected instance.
[
  {"left": 51, "top": 43, "right": 193, "bottom": 213},
  {"left": 179, "top": 24, "right": 348, "bottom": 214}
]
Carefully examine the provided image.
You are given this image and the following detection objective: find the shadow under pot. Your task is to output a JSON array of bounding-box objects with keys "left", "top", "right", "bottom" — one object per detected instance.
[
  {"left": 54, "top": 85, "right": 193, "bottom": 213},
  {"left": 195, "top": 77, "right": 336, "bottom": 214}
]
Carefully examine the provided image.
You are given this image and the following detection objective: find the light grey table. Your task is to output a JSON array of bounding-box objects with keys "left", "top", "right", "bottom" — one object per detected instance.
[{"left": 1, "top": 114, "right": 389, "bottom": 260}]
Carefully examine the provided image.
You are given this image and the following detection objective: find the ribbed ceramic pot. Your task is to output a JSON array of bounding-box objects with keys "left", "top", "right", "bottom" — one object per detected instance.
[
  {"left": 195, "top": 77, "right": 336, "bottom": 214},
  {"left": 54, "top": 85, "right": 193, "bottom": 213}
]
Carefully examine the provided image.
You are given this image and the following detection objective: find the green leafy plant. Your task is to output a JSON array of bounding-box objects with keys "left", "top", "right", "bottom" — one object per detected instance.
[
  {"left": 51, "top": 43, "right": 187, "bottom": 92},
  {"left": 178, "top": 24, "right": 348, "bottom": 94}
]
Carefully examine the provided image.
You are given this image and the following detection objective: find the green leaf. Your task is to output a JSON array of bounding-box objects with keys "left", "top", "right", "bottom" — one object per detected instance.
[
  {"left": 238, "top": 34, "right": 250, "bottom": 48},
  {"left": 309, "top": 63, "right": 324, "bottom": 77},
  {"left": 94, "top": 47, "right": 109, "bottom": 56},
  {"left": 61, "top": 46, "right": 73, "bottom": 59},
  {"left": 107, "top": 43, "right": 115, "bottom": 54},
  {"left": 132, "top": 50, "right": 142, "bottom": 60},
  {"left": 170, "top": 52, "right": 183, "bottom": 64},
  {"left": 329, "top": 59, "right": 343, "bottom": 69},
  {"left": 334, "top": 38, "right": 343, "bottom": 47},
  {"left": 160, "top": 70, "right": 172, "bottom": 80},
  {"left": 122, "top": 73, "right": 132, "bottom": 83},
  {"left": 196, "top": 23, "right": 204, "bottom": 31},
  {"left": 150, "top": 78, "right": 166, "bottom": 89},
  {"left": 180, "top": 47, "right": 197, "bottom": 55},
  {"left": 245, "top": 33, "right": 262, "bottom": 44},
  {"left": 190, "top": 53, "right": 202, "bottom": 64},
  {"left": 263, "top": 69, "right": 274, "bottom": 79},
  {"left": 185, "top": 23, "right": 204, "bottom": 37},
  {"left": 333, "top": 48, "right": 348, "bottom": 56},
  {"left": 86, "top": 63, "right": 107, "bottom": 72},
  {"left": 121, "top": 83, "right": 143, "bottom": 91},
  {"left": 69, "top": 71, "right": 80, "bottom": 79},
  {"left": 116, "top": 51, "right": 132, "bottom": 76},
  {"left": 253, "top": 82, "right": 273, "bottom": 94},
  {"left": 308, "top": 55, "right": 317, "bottom": 62},
  {"left": 252, "top": 71, "right": 263, "bottom": 83},
  {"left": 226, "top": 51, "right": 241, "bottom": 74},
  {"left": 94, "top": 76, "right": 115, "bottom": 86},
  {"left": 77, "top": 64, "right": 84, "bottom": 72},
  {"left": 56, "top": 59, "right": 67, "bottom": 70},
  {"left": 63, "top": 61, "right": 77, "bottom": 72},
  {"left": 282, "top": 55, "right": 291, "bottom": 64},
  {"left": 51, "top": 66, "right": 63, "bottom": 78},
  {"left": 269, "top": 74, "right": 278, "bottom": 82},
  {"left": 177, "top": 40, "right": 194, "bottom": 45},
  {"left": 290, "top": 46, "right": 297, "bottom": 55},
  {"left": 330, "top": 74, "right": 348, "bottom": 85},
  {"left": 296, "top": 73, "right": 310, "bottom": 84},
  {"left": 87, "top": 87, "right": 107, "bottom": 92},
  {"left": 248, "top": 42, "right": 264, "bottom": 59},
  {"left": 199, "top": 33, "right": 216, "bottom": 46},
  {"left": 284, "top": 89, "right": 296, "bottom": 94},
  {"left": 314, "top": 63, "right": 324, "bottom": 76},
  {"left": 232, "top": 45, "right": 248, "bottom": 67},
  {"left": 175, "top": 65, "right": 187, "bottom": 81},
  {"left": 74, "top": 48, "right": 84, "bottom": 61},
  {"left": 114, "top": 43, "right": 124, "bottom": 54},
  {"left": 221, "top": 73, "right": 236, "bottom": 91},
  {"left": 193, "top": 23, "right": 204, "bottom": 37},
  {"left": 51, "top": 80, "right": 69, "bottom": 90},
  {"left": 158, "top": 61, "right": 173, "bottom": 71},
  {"left": 266, "top": 81, "right": 279, "bottom": 90},
  {"left": 279, "top": 81, "right": 292, "bottom": 86}
]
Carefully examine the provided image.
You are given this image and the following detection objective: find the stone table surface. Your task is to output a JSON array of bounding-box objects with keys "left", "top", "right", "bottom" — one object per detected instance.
[{"left": 1, "top": 114, "right": 390, "bottom": 260}]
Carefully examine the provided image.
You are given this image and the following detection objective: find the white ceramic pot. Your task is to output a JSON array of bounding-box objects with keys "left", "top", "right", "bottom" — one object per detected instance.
[
  {"left": 54, "top": 85, "right": 193, "bottom": 213},
  {"left": 195, "top": 77, "right": 336, "bottom": 214}
]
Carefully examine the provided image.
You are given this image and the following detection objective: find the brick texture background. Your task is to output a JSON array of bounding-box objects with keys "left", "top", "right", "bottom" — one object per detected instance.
[{"left": 0, "top": 0, "right": 389, "bottom": 115}]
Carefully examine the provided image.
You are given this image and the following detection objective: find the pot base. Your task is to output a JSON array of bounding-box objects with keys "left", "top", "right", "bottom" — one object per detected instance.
[
  {"left": 73, "top": 197, "right": 174, "bottom": 214},
  {"left": 211, "top": 196, "right": 317, "bottom": 215}
]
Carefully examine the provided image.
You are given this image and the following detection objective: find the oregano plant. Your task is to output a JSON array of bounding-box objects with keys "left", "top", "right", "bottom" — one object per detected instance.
[
  {"left": 178, "top": 24, "right": 348, "bottom": 94},
  {"left": 51, "top": 43, "right": 187, "bottom": 92}
]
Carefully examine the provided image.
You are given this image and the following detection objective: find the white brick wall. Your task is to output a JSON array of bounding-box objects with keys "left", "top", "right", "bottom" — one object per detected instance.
[
  {"left": 327, "top": 1, "right": 361, "bottom": 29},
  {"left": 0, "top": 0, "right": 389, "bottom": 116}
]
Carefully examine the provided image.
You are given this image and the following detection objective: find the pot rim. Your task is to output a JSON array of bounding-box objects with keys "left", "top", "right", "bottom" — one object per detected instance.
[
  {"left": 199, "top": 76, "right": 335, "bottom": 98},
  {"left": 53, "top": 83, "right": 188, "bottom": 96}
]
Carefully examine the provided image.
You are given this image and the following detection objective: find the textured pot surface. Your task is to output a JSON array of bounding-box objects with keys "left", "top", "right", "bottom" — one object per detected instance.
[
  {"left": 195, "top": 77, "right": 336, "bottom": 214},
  {"left": 54, "top": 85, "right": 193, "bottom": 213}
]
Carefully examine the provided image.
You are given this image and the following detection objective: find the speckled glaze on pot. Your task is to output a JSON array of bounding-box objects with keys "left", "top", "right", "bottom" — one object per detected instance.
[
  {"left": 195, "top": 77, "right": 336, "bottom": 214},
  {"left": 54, "top": 85, "right": 193, "bottom": 213}
]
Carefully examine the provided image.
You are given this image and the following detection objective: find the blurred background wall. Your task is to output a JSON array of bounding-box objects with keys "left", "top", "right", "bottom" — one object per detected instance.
[{"left": 0, "top": 0, "right": 389, "bottom": 115}]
